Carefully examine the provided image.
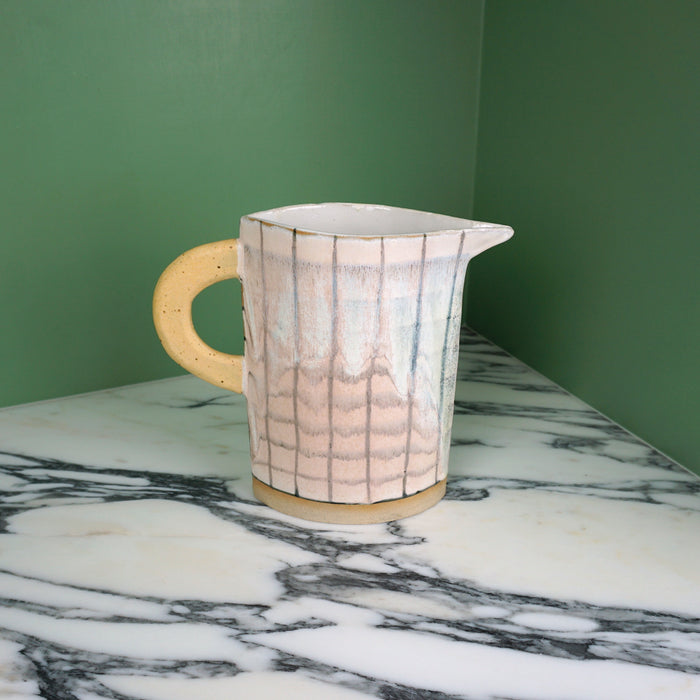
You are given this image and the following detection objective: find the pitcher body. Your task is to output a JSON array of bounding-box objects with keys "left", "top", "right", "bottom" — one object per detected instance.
[{"left": 154, "top": 203, "right": 512, "bottom": 522}]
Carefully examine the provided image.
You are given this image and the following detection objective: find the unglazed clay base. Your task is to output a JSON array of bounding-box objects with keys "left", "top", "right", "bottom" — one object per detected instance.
[{"left": 252, "top": 477, "right": 447, "bottom": 524}]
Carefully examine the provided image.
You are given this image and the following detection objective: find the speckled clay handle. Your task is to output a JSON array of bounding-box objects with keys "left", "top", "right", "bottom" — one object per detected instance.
[{"left": 152, "top": 240, "right": 243, "bottom": 393}]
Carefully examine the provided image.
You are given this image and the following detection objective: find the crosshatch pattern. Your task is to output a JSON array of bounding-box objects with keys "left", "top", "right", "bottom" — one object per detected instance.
[{"left": 240, "top": 219, "right": 469, "bottom": 504}]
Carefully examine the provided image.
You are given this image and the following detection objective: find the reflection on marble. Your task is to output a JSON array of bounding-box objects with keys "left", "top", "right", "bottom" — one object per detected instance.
[{"left": 0, "top": 328, "right": 698, "bottom": 699}]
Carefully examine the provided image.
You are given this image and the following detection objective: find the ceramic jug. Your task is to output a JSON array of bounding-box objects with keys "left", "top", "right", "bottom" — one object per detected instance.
[{"left": 153, "top": 203, "right": 512, "bottom": 523}]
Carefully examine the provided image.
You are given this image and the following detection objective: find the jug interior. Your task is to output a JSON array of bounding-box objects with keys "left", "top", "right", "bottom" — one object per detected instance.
[{"left": 249, "top": 203, "right": 505, "bottom": 238}]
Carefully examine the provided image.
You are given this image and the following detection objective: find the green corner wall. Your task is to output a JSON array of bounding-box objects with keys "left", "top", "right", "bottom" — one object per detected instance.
[
  {"left": 1, "top": 1, "right": 697, "bottom": 475},
  {"left": 468, "top": 0, "right": 699, "bottom": 473}
]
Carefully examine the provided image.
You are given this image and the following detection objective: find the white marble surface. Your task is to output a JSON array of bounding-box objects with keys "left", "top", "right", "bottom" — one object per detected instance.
[{"left": 0, "top": 329, "right": 698, "bottom": 699}]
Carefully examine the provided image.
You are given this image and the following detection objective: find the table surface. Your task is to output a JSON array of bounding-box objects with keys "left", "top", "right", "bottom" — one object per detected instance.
[{"left": 0, "top": 329, "right": 698, "bottom": 700}]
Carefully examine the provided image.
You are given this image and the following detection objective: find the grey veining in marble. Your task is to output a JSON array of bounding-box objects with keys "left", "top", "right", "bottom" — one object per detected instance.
[{"left": 0, "top": 329, "right": 698, "bottom": 699}]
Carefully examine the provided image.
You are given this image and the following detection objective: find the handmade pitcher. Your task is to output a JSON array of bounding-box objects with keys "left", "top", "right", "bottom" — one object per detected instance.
[{"left": 153, "top": 203, "right": 512, "bottom": 523}]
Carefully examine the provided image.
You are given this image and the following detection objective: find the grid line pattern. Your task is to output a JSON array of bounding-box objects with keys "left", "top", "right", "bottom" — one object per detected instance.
[{"left": 241, "top": 222, "right": 468, "bottom": 504}]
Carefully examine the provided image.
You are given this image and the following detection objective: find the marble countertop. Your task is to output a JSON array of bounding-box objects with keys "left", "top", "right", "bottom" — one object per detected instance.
[{"left": 0, "top": 329, "right": 698, "bottom": 699}]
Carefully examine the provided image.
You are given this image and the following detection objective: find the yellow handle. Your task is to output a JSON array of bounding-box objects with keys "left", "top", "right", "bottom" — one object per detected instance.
[{"left": 153, "top": 240, "right": 243, "bottom": 393}]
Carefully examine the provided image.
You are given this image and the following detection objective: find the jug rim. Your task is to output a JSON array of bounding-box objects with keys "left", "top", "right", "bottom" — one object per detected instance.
[{"left": 244, "top": 202, "right": 513, "bottom": 240}]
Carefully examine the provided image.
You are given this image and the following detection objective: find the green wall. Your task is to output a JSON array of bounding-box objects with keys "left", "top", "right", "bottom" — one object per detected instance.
[
  {"left": 2, "top": 1, "right": 697, "bottom": 475},
  {"left": 0, "top": 0, "right": 484, "bottom": 406},
  {"left": 469, "top": 1, "right": 699, "bottom": 472}
]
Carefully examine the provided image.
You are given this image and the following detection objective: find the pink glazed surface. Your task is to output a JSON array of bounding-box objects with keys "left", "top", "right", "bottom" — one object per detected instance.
[{"left": 239, "top": 216, "right": 469, "bottom": 504}]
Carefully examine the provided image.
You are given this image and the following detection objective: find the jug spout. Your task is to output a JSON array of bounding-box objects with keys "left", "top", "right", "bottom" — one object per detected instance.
[{"left": 457, "top": 221, "right": 514, "bottom": 259}]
